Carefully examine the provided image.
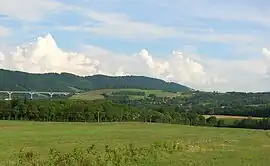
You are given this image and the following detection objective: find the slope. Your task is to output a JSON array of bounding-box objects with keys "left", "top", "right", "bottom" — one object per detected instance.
[
  {"left": 86, "top": 75, "right": 191, "bottom": 92},
  {"left": 0, "top": 69, "right": 91, "bottom": 92},
  {"left": 0, "top": 69, "right": 192, "bottom": 92},
  {"left": 70, "top": 88, "right": 184, "bottom": 100}
]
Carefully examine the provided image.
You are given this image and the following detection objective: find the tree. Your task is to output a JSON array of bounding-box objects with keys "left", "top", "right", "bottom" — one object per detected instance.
[
  {"left": 206, "top": 116, "right": 218, "bottom": 126},
  {"left": 148, "top": 94, "right": 157, "bottom": 99},
  {"left": 198, "top": 115, "right": 206, "bottom": 126},
  {"left": 23, "top": 97, "right": 28, "bottom": 104},
  {"left": 186, "top": 111, "right": 199, "bottom": 125},
  {"left": 217, "top": 119, "right": 225, "bottom": 127}
]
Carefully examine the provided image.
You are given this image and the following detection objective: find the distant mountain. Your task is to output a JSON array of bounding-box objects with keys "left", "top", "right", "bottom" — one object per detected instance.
[{"left": 0, "top": 69, "right": 192, "bottom": 92}]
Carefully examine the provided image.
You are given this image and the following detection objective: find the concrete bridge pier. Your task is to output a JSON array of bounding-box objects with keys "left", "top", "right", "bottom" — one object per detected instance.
[
  {"left": 49, "top": 92, "right": 54, "bottom": 98},
  {"left": 7, "top": 92, "right": 12, "bottom": 100},
  {"left": 29, "top": 92, "right": 35, "bottom": 100}
]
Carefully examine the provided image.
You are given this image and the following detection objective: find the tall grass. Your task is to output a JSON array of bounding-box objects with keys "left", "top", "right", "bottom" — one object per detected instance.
[{"left": 8, "top": 140, "right": 214, "bottom": 166}]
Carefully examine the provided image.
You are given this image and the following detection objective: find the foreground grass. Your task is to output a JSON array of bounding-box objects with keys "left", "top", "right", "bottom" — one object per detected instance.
[{"left": 0, "top": 121, "right": 270, "bottom": 165}]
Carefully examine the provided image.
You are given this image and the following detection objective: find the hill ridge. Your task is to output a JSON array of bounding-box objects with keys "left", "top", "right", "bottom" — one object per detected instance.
[{"left": 0, "top": 68, "right": 192, "bottom": 92}]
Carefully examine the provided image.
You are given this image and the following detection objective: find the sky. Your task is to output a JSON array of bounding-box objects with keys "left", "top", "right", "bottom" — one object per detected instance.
[{"left": 0, "top": 0, "right": 270, "bottom": 92}]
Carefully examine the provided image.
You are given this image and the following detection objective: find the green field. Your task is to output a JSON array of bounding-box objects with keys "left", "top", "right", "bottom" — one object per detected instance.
[
  {"left": 204, "top": 115, "right": 263, "bottom": 120},
  {"left": 1, "top": 121, "right": 270, "bottom": 165},
  {"left": 70, "top": 89, "right": 185, "bottom": 100}
]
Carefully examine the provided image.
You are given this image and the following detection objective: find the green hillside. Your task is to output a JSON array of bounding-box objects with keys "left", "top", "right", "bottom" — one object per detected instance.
[
  {"left": 85, "top": 75, "right": 191, "bottom": 92},
  {"left": 70, "top": 88, "right": 185, "bottom": 100},
  {"left": 0, "top": 69, "right": 191, "bottom": 92}
]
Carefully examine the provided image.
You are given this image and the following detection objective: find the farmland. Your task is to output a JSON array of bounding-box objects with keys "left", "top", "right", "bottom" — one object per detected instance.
[
  {"left": 2, "top": 71, "right": 270, "bottom": 165},
  {"left": 204, "top": 115, "right": 263, "bottom": 120},
  {"left": 1, "top": 121, "right": 270, "bottom": 166},
  {"left": 70, "top": 88, "right": 186, "bottom": 100}
]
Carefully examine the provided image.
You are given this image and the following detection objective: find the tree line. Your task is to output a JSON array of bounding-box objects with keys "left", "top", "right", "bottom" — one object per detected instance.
[
  {"left": 110, "top": 91, "right": 270, "bottom": 118},
  {"left": 0, "top": 98, "right": 206, "bottom": 125},
  {"left": 0, "top": 98, "right": 270, "bottom": 130}
]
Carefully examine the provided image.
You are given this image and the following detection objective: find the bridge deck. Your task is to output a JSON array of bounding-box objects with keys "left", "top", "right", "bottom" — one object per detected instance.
[{"left": 0, "top": 91, "right": 71, "bottom": 94}]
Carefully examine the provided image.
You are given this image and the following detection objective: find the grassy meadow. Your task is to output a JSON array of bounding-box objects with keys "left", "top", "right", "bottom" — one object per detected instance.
[
  {"left": 204, "top": 115, "right": 263, "bottom": 120},
  {"left": 0, "top": 121, "right": 270, "bottom": 165}
]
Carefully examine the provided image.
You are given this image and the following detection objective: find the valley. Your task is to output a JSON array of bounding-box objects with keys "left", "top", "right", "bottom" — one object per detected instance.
[{"left": 1, "top": 69, "right": 270, "bottom": 165}]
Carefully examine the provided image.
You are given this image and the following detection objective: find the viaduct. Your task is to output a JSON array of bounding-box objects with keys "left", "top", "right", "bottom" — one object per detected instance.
[{"left": 0, "top": 91, "right": 71, "bottom": 100}]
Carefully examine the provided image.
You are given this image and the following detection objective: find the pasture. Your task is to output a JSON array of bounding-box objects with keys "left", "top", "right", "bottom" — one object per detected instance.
[
  {"left": 204, "top": 115, "right": 263, "bottom": 120},
  {"left": 0, "top": 121, "right": 270, "bottom": 165},
  {"left": 70, "top": 88, "right": 185, "bottom": 100}
]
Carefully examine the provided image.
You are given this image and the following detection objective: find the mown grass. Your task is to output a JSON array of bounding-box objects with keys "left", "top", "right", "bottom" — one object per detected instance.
[
  {"left": 70, "top": 89, "right": 184, "bottom": 100},
  {"left": 0, "top": 121, "right": 270, "bottom": 165}
]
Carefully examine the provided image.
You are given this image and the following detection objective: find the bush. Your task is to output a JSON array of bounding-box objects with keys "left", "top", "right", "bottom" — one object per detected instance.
[{"left": 206, "top": 116, "right": 217, "bottom": 126}]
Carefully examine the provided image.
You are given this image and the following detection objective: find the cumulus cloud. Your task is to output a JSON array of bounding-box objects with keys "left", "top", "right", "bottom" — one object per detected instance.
[
  {"left": 1, "top": 34, "right": 270, "bottom": 92},
  {"left": 262, "top": 48, "right": 270, "bottom": 76},
  {"left": 263, "top": 48, "right": 270, "bottom": 59},
  {"left": 82, "top": 45, "right": 226, "bottom": 88},
  {"left": 203, "top": 57, "right": 267, "bottom": 92},
  {"left": 138, "top": 49, "right": 169, "bottom": 76},
  {"left": 0, "top": 34, "right": 224, "bottom": 89},
  {"left": 136, "top": 49, "right": 226, "bottom": 87},
  {"left": 0, "top": 34, "right": 101, "bottom": 75},
  {"left": 0, "top": 52, "right": 4, "bottom": 61}
]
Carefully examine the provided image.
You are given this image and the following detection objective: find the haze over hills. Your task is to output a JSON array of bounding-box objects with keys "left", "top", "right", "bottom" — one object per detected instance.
[{"left": 0, "top": 69, "right": 192, "bottom": 92}]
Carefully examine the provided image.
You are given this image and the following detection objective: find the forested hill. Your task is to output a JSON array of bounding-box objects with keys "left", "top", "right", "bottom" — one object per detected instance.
[{"left": 0, "top": 69, "right": 192, "bottom": 92}]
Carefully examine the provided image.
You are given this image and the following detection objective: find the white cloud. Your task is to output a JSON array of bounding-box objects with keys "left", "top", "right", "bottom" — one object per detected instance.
[
  {"left": 262, "top": 48, "right": 270, "bottom": 77},
  {"left": 179, "top": 32, "right": 258, "bottom": 44},
  {"left": 138, "top": 49, "right": 169, "bottom": 75},
  {"left": 1, "top": 34, "right": 270, "bottom": 92},
  {"left": 136, "top": 49, "right": 227, "bottom": 87},
  {"left": 196, "top": 3, "right": 270, "bottom": 27},
  {"left": 1, "top": 0, "right": 178, "bottom": 40},
  {"left": 1, "top": 0, "right": 260, "bottom": 43},
  {"left": 57, "top": 8, "right": 178, "bottom": 40},
  {"left": 0, "top": 26, "right": 10, "bottom": 37},
  {"left": 0, "top": 34, "right": 224, "bottom": 89},
  {"left": 0, "top": 52, "right": 4, "bottom": 61},
  {"left": 84, "top": 10, "right": 177, "bottom": 39},
  {"left": 58, "top": 20, "right": 257, "bottom": 42},
  {"left": 262, "top": 48, "right": 270, "bottom": 59},
  {"left": 159, "top": 0, "right": 270, "bottom": 27},
  {"left": 58, "top": 17, "right": 258, "bottom": 43},
  {"left": 82, "top": 45, "right": 225, "bottom": 88},
  {"left": 0, "top": 34, "right": 101, "bottom": 75},
  {"left": 0, "top": 0, "right": 66, "bottom": 21},
  {"left": 203, "top": 58, "right": 267, "bottom": 92}
]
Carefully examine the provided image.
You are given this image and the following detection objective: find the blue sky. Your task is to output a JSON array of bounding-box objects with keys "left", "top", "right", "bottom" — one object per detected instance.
[
  {"left": 1, "top": 0, "right": 270, "bottom": 91},
  {"left": 1, "top": 0, "right": 268, "bottom": 55}
]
